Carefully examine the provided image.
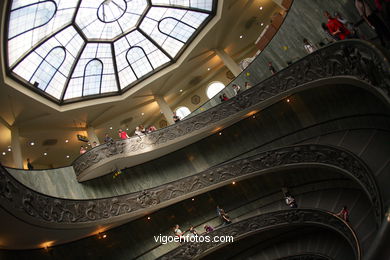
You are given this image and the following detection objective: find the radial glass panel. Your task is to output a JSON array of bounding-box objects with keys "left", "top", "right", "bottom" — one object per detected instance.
[{"left": 6, "top": 0, "right": 215, "bottom": 103}]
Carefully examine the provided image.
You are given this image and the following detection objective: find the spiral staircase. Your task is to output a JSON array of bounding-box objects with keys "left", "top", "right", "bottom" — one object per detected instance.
[{"left": 1, "top": 0, "right": 390, "bottom": 259}]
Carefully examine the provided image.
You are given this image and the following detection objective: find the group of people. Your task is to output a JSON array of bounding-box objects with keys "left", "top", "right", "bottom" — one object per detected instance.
[
  {"left": 80, "top": 125, "right": 157, "bottom": 154},
  {"left": 171, "top": 195, "right": 350, "bottom": 241},
  {"left": 172, "top": 205, "right": 231, "bottom": 239},
  {"left": 78, "top": 125, "right": 160, "bottom": 154},
  {"left": 322, "top": 1, "right": 390, "bottom": 47},
  {"left": 173, "top": 223, "right": 214, "bottom": 239},
  {"left": 304, "top": 2, "right": 389, "bottom": 57},
  {"left": 218, "top": 82, "right": 252, "bottom": 102},
  {"left": 284, "top": 191, "right": 349, "bottom": 222},
  {"left": 116, "top": 125, "right": 158, "bottom": 140},
  {"left": 77, "top": 125, "right": 159, "bottom": 155}
]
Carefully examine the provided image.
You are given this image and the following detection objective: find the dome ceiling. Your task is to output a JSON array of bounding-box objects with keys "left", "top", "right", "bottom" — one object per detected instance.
[{"left": 6, "top": 0, "right": 215, "bottom": 104}]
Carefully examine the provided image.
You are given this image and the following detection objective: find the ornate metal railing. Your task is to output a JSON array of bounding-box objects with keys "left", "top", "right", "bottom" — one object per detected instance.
[
  {"left": 72, "top": 40, "right": 390, "bottom": 180},
  {"left": 157, "top": 209, "right": 360, "bottom": 260},
  {"left": 0, "top": 144, "right": 382, "bottom": 227}
]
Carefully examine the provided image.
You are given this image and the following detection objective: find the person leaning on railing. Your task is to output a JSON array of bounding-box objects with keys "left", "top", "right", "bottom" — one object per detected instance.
[
  {"left": 204, "top": 224, "right": 214, "bottom": 233},
  {"left": 217, "top": 205, "right": 232, "bottom": 225},
  {"left": 104, "top": 133, "right": 114, "bottom": 143},
  {"left": 118, "top": 129, "right": 130, "bottom": 139},
  {"left": 336, "top": 205, "right": 350, "bottom": 222},
  {"left": 173, "top": 112, "right": 181, "bottom": 123},
  {"left": 285, "top": 194, "right": 298, "bottom": 208},
  {"left": 232, "top": 84, "right": 241, "bottom": 95}
]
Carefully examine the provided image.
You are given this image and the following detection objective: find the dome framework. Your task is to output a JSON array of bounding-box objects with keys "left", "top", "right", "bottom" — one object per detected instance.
[{"left": 5, "top": 0, "right": 216, "bottom": 104}]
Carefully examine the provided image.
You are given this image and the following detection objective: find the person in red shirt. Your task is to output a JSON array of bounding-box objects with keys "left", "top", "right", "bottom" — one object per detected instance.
[
  {"left": 118, "top": 129, "right": 129, "bottom": 140},
  {"left": 324, "top": 11, "right": 351, "bottom": 40}
]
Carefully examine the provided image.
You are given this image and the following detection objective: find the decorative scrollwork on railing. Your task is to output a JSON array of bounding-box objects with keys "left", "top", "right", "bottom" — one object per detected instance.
[
  {"left": 72, "top": 40, "right": 390, "bottom": 179},
  {"left": 157, "top": 209, "right": 360, "bottom": 260},
  {"left": 0, "top": 144, "right": 382, "bottom": 226}
]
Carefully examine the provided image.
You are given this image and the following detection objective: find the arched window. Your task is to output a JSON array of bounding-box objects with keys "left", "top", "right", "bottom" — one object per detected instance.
[
  {"left": 206, "top": 81, "right": 225, "bottom": 99},
  {"left": 126, "top": 46, "right": 153, "bottom": 79},
  {"left": 158, "top": 17, "right": 196, "bottom": 43},
  {"left": 30, "top": 46, "right": 65, "bottom": 91},
  {"left": 83, "top": 59, "right": 103, "bottom": 96},
  {"left": 9, "top": 1, "right": 57, "bottom": 39},
  {"left": 175, "top": 106, "right": 191, "bottom": 119}
]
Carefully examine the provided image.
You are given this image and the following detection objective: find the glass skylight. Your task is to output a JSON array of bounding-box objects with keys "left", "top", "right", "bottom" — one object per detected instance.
[{"left": 6, "top": 0, "right": 215, "bottom": 103}]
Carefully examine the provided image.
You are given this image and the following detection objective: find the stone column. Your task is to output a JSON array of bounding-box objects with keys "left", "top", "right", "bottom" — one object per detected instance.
[
  {"left": 215, "top": 48, "right": 242, "bottom": 77},
  {"left": 11, "top": 126, "right": 23, "bottom": 169},
  {"left": 155, "top": 95, "right": 175, "bottom": 125},
  {"left": 87, "top": 126, "right": 100, "bottom": 145}
]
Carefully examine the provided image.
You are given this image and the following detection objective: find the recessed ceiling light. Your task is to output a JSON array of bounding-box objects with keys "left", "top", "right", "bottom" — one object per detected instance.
[
  {"left": 66, "top": 155, "right": 70, "bottom": 158},
  {"left": 141, "top": 112, "right": 145, "bottom": 116},
  {"left": 2, "top": 152, "right": 5, "bottom": 155},
  {"left": 261, "top": 23, "right": 264, "bottom": 26},
  {"left": 43, "top": 152, "right": 47, "bottom": 156},
  {"left": 259, "top": 6, "right": 263, "bottom": 10},
  {"left": 179, "top": 89, "right": 183, "bottom": 92},
  {"left": 239, "top": 35, "right": 243, "bottom": 39},
  {"left": 30, "top": 142, "right": 35, "bottom": 146},
  {"left": 109, "top": 126, "right": 113, "bottom": 130}
]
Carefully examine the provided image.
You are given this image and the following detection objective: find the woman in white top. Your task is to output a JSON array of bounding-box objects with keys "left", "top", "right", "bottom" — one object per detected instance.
[
  {"left": 134, "top": 126, "right": 144, "bottom": 137},
  {"left": 174, "top": 224, "right": 184, "bottom": 237}
]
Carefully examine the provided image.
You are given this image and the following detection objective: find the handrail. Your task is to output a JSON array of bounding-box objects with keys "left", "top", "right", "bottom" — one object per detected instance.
[
  {"left": 133, "top": 180, "right": 357, "bottom": 260},
  {"left": 133, "top": 179, "right": 356, "bottom": 260},
  {"left": 72, "top": 40, "right": 390, "bottom": 180},
  {"left": 157, "top": 209, "right": 361, "bottom": 260},
  {"left": 0, "top": 144, "right": 382, "bottom": 227}
]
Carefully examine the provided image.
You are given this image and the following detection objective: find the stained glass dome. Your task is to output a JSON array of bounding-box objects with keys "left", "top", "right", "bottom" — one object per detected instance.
[{"left": 6, "top": 0, "right": 215, "bottom": 103}]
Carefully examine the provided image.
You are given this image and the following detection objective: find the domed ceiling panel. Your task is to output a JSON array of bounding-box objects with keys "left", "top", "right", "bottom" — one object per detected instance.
[{"left": 6, "top": 0, "right": 216, "bottom": 104}]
